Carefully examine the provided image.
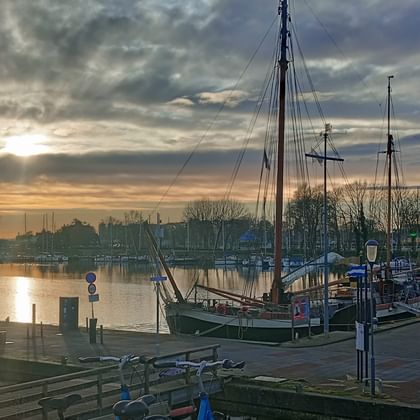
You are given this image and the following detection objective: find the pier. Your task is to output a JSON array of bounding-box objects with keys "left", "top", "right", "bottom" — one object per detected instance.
[{"left": 0, "top": 319, "right": 420, "bottom": 418}]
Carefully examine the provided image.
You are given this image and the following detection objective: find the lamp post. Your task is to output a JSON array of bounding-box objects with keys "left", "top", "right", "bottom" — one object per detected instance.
[
  {"left": 365, "top": 239, "right": 378, "bottom": 396},
  {"left": 150, "top": 275, "right": 167, "bottom": 356}
]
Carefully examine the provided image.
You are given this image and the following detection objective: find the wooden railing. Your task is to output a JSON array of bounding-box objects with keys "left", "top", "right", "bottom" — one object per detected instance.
[{"left": 0, "top": 344, "right": 221, "bottom": 419}]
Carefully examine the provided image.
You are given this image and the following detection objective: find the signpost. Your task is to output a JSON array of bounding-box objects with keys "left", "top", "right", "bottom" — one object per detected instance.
[
  {"left": 150, "top": 275, "right": 167, "bottom": 356},
  {"left": 86, "top": 272, "right": 98, "bottom": 344}
]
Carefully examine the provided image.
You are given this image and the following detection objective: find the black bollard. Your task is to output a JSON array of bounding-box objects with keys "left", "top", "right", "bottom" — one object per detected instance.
[
  {"left": 89, "top": 318, "right": 97, "bottom": 344},
  {"left": 100, "top": 325, "right": 104, "bottom": 344},
  {"left": 32, "top": 304, "right": 36, "bottom": 339}
]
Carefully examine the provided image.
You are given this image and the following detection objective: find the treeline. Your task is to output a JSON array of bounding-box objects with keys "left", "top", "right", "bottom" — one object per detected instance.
[{"left": 12, "top": 182, "right": 420, "bottom": 258}]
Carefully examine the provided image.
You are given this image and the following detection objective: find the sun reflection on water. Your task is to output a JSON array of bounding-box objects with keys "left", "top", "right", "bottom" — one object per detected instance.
[{"left": 14, "top": 277, "right": 31, "bottom": 322}]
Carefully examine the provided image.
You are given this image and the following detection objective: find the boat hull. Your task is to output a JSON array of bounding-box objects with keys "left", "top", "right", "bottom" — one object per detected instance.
[
  {"left": 165, "top": 304, "right": 321, "bottom": 343},
  {"left": 329, "top": 299, "right": 420, "bottom": 330}
]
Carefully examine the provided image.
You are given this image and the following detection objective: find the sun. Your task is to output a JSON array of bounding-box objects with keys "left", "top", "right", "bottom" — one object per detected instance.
[{"left": 3, "top": 134, "right": 50, "bottom": 157}]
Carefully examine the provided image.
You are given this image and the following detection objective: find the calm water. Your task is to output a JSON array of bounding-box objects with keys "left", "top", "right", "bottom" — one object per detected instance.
[
  {"left": 0, "top": 262, "right": 277, "bottom": 333},
  {"left": 0, "top": 262, "right": 342, "bottom": 333}
]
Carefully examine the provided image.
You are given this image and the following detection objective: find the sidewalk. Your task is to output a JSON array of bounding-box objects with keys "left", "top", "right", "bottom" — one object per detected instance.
[{"left": 1, "top": 318, "right": 420, "bottom": 405}]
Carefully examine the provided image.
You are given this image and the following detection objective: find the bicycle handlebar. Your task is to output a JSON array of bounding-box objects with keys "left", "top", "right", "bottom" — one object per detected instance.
[
  {"left": 153, "top": 359, "right": 245, "bottom": 370},
  {"left": 78, "top": 354, "right": 147, "bottom": 365}
]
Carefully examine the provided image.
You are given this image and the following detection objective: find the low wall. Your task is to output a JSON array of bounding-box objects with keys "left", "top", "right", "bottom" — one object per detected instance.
[
  {"left": 0, "top": 357, "right": 83, "bottom": 385},
  {"left": 212, "top": 379, "right": 420, "bottom": 420}
]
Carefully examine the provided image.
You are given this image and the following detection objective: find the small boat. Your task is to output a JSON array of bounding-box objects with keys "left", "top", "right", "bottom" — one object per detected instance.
[{"left": 214, "top": 255, "right": 238, "bottom": 267}]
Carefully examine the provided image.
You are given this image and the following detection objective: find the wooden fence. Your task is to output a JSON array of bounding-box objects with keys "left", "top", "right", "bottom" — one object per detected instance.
[{"left": 0, "top": 344, "right": 221, "bottom": 419}]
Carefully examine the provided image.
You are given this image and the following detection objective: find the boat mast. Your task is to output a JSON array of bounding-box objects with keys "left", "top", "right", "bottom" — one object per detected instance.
[
  {"left": 386, "top": 75, "right": 394, "bottom": 281},
  {"left": 271, "top": 0, "right": 288, "bottom": 304}
]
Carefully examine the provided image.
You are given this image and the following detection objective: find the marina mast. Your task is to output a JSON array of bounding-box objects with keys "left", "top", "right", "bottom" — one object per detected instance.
[
  {"left": 386, "top": 75, "right": 394, "bottom": 281},
  {"left": 271, "top": 0, "right": 288, "bottom": 304}
]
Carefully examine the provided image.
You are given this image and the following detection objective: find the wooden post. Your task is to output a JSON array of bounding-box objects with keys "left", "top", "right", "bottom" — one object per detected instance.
[
  {"left": 144, "top": 362, "right": 150, "bottom": 394},
  {"left": 308, "top": 298, "right": 312, "bottom": 337},
  {"left": 97, "top": 373, "right": 103, "bottom": 413},
  {"left": 41, "top": 382, "right": 48, "bottom": 420},
  {"left": 212, "top": 345, "right": 218, "bottom": 361},
  {"left": 32, "top": 304, "right": 36, "bottom": 339},
  {"left": 185, "top": 351, "right": 191, "bottom": 385},
  {"left": 291, "top": 300, "right": 295, "bottom": 342}
]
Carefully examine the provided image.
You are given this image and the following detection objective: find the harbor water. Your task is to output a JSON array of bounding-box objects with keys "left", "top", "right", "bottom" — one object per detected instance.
[{"left": 0, "top": 261, "right": 342, "bottom": 333}]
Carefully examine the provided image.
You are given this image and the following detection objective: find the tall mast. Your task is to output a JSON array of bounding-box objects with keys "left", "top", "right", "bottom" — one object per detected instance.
[
  {"left": 272, "top": 0, "right": 288, "bottom": 304},
  {"left": 386, "top": 75, "right": 394, "bottom": 280}
]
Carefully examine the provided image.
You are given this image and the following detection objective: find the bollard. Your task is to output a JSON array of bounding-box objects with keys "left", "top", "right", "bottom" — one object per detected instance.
[
  {"left": 89, "top": 318, "right": 97, "bottom": 344},
  {"left": 26, "top": 325, "right": 30, "bottom": 340},
  {"left": 0, "top": 331, "right": 6, "bottom": 353},
  {"left": 86, "top": 317, "right": 89, "bottom": 333},
  {"left": 100, "top": 325, "right": 104, "bottom": 344},
  {"left": 32, "top": 304, "right": 36, "bottom": 339},
  {"left": 40, "top": 321, "right": 43, "bottom": 339}
]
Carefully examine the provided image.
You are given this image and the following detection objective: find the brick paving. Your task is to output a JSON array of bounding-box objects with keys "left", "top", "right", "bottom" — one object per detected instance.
[{"left": 1, "top": 319, "right": 420, "bottom": 405}]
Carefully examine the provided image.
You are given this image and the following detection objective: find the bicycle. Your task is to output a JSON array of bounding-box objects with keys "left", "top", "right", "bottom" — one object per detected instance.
[
  {"left": 78, "top": 355, "right": 194, "bottom": 420},
  {"left": 79, "top": 355, "right": 147, "bottom": 401},
  {"left": 112, "top": 394, "right": 169, "bottom": 419},
  {"left": 154, "top": 359, "right": 245, "bottom": 420}
]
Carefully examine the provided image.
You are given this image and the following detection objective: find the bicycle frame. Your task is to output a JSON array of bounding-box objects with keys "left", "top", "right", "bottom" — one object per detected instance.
[
  {"left": 154, "top": 359, "right": 244, "bottom": 420},
  {"left": 78, "top": 355, "right": 144, "bottom": 419}
]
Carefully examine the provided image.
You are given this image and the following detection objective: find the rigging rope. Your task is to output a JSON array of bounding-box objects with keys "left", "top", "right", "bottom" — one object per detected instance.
[{"left": 148, "top": 15, "right": 278, "bottom": 219}]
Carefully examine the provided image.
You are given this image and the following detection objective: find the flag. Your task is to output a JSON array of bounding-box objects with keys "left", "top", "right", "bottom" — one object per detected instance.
[
  {"left": 263, "top": 149, "right": 271, "bottom": 170},
  {"left": 346, "top": 265, "right": 366, "bottom": 278}
]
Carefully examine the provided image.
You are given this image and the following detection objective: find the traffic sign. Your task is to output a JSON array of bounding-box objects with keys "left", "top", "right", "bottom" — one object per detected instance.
[
  {"left": 89, "top": 294, "right": 99, "bottom": 303},
  {"left": 150, "top": 276, "right": 167, "bottom": 282},
  {"left": 88, "top": 283, "right": 97, "bottom": 295},
  {"left": 85, "top": 272, "right": 96, "bottom": 283}
]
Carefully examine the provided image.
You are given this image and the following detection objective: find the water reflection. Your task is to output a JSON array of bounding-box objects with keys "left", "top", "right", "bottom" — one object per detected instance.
[
  {"left": 0, "top": 262, "right": 345, "bottom": 332},
  {"left": 14, "top": 277, "right": 31, "bottom": 322}
]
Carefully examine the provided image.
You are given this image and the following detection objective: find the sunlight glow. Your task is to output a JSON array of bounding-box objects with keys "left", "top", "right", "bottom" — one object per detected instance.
[
  {"left": 14, "top": 277, "right": 31, "bottom": 322},
  {"left": 3, "top": 134, "right": 49, "bottom": 156}
]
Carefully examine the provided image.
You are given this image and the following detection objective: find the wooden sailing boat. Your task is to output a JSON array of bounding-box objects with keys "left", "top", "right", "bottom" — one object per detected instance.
[{"left": 143, "top": 0, "right": 328, "bottom": 343}]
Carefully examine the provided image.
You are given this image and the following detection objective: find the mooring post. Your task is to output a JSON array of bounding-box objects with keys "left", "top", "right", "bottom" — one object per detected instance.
[
  {"left": 100, "top": 325, "right": 104, "bottom": 344},
  {"left": 32, "top": 304, "right": 36, "bottom": 339}
]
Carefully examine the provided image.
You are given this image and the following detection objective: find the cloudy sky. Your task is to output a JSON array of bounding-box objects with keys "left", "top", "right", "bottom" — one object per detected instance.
[{"left": 0, "top": 0, "right": 419, "bottom": 237}]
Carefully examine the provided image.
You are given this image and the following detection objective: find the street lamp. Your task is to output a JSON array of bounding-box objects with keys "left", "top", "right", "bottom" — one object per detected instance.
[
  {"left": 365, "top": 239, "right": 378, "bottom": 396},
  {"left": 150, "top": 275, "right": 167, "bottom": 356}
]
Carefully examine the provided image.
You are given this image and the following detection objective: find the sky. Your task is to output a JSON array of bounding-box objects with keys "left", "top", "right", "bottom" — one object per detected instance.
[{"left": 0, "top": 0, "right": 419, "bottom": 238}]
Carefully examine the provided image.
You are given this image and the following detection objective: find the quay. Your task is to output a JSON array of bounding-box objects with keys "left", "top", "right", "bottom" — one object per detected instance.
[{"left": 0, "top": 319, "right": 420, "bottom": 419}]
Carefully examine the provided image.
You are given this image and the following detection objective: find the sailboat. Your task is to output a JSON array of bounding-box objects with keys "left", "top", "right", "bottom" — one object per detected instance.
[
  {"left": 330, "top": 76, "right": 420, "bottom": 328},
  {"left": 373, "top": 76, "right": 420, "bottom": 320},
  {"left": 142, "top": 0, "right": 352, "bottom": 343}
]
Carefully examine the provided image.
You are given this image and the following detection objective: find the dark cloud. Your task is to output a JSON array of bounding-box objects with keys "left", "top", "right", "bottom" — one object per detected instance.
[
  {"left": 0, "top": 148, "right": 263, "bottom": 185},
  {"left": 0, "top": 0, "right": 419, "bottom": 236}
]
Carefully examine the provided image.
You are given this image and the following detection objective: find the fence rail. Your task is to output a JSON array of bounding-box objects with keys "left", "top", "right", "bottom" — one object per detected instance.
[{"left": 0, "top": 344, "right": 221, "bottom": 419}]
